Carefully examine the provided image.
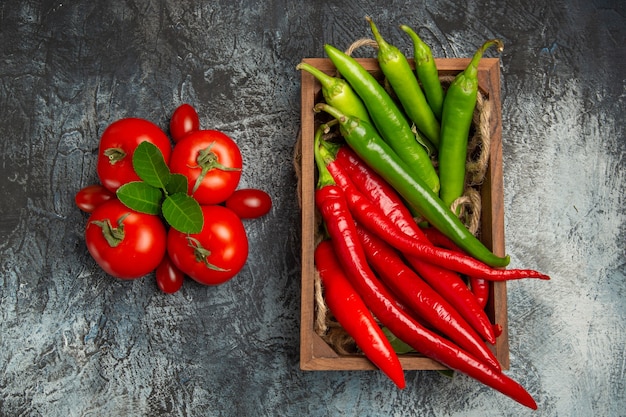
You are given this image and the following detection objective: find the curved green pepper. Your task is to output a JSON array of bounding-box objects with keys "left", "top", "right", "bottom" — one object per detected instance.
[
  {"left": 297, "top": 62, "right": 372, "bottom": 124},
  {"left": 438, "top": 39, "right": 504, "bottom": 210},
  {"left": 324, "top": 43, "right": 440, "bottom": 195},
  {"left": 400, "top": 24, "right": 445, "bottom": 123},
  {"left": 367, "top": 17, "right": 441, "bottom": 148}
]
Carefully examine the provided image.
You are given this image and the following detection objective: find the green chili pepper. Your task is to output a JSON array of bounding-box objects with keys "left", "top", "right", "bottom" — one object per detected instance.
[
  {"left": 314, "top": 102, "right": 510, "bottom": 268},
  {"left": 438, "top": 39, "right": 504, "bottom": 210},
  {"left": 366, "top": 17, "right": 441, "bottom": 148},
  {"left": 324, "top": 43, "right": 440, "bottom": 195},
  {"left": 400, "top": 24, "right": 445, "bottom": 122},
  {"left": 296, "top": 62, "right": 372, "bottom": 124}
]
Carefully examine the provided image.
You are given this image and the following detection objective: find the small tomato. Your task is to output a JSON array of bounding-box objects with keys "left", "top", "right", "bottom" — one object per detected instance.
[
  {"left": 225, "top": 188, "right": 272, "bottom": 219},
  {"left": 156, "top": 254, "right": 185, "bottom": 294},
  {"left": 75, "top": 184, "right": 115, "bottom": 213},
  {"left": 170, "top": 103, "right": 200, "bottom": 143}
]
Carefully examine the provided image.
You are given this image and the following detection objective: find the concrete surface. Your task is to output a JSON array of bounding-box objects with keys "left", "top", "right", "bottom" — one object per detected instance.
[{"left": 0, "top": 0, "right": 624, "bottom": 416}]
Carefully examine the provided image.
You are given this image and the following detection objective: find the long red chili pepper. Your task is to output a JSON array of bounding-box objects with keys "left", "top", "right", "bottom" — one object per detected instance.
[
  {"left": 314, "top": 133, "right": 537, "bottom": 409},
  {"left": 335, "top": 146, "right": 424, "bottom": 234},
  {"left": 469, "top": 277, "right": 490, "bottom": 310},
  {"left": 334, "top": 146, "right": 496, "bottom": 343},
  {"left": 421, "top": 225, "right": 491, "bottom": 309},
  {"left": 315, "top": 239, "right": 406, "bottom": 389},
  {"left": 355, "top": 225, "right": 501, "bottom": 371},
  {"left": 420, "top": 224, "right": 464, "bottom": 251},
  {"left": 337, "top": 166, "right": 547, "bottom": 281},
  {"left": 411, "top": 255, "right": 498, "bottom": 342},
  {"left": 330, "top": 147, "right": 550, "bottom": 282}
]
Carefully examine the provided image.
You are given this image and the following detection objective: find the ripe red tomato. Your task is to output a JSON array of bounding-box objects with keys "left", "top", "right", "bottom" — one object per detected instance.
[
  {"left": 167, "top": 205, "right": 248, "bottom": 285},
  {"left": 168, "top": 130, "right": 242, "bottom": 205},
  {"left": 156, "top": 254, "right": 185, "bottom": 294},
  {"left": 85, "top": 199, "right": 167, "bottom": 279},
  {"left": 97, "top": 118, "right": 172, "bottom": 192},
  {"left": 225, "top": 188, "right": 272, "bottom": 219},
  {"left": 75, "top": 184, "right": 115, "bottom": 213},
  {"left": 170, "top": 104, "right": 200, "bottom": 143}
]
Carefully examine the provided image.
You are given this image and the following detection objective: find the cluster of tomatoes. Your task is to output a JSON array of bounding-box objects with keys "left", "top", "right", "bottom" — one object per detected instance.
[{"left": 75, "top": 104, "right": 272, "bottom": 294}]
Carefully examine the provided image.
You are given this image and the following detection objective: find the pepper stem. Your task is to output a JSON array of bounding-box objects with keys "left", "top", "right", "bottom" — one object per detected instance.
[
  {"left": 366, "top": 16, "right": 399, "bottom": 63},
  {"left": 314, "top": 102, "right": 360, "bottom": 142},
  {"left": 314, "top": 102, "right": 346, "bottom": 122},
  {"left": 400, "top": 25, "right": 432, "bottom": 66},
  {"left": 296, "top": 62, "right": 336, "bottom": 90},
  {"left": 465, "top": 39, "right": 504, "bottom": 79},
  {"left": 313, "top": 123, "right": 339, "bottom": 189},
  {"left": 366, "top": 16, "right": 387, "bottom": 49}
]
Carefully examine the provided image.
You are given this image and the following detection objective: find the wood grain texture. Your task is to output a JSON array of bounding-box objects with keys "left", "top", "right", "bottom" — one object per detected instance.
[{"left": 0, "top": 0, "right": 624, "bottom": 416}]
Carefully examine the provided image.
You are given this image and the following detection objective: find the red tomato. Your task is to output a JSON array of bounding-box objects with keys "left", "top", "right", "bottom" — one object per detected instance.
[
  {"left": 156, "top": 254, "right": 185, "bottom": 294},
  {"left": 170, "top": 104, "right": 200, "bottom": 143},
  {"left": 225, "top": 188, "right": 272, "bottom": 219},
  {"left": 167, "top": 205, "right": 248, "bottom": 285},
  {"left": 75, "top": 184, "right": 115, "bottom": 213},
  {"left": 85, "top": 199, "right": 167, "bottom": 279},
  {"left": 168, "top": 130, "right": 242, "bottom": 205},
  {"left": 97, "top": 118, "right": 172, "bottom": 192}
]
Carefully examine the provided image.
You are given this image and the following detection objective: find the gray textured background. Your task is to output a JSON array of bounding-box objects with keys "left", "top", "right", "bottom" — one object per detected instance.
[{"left": 1, "top": 1, "right": 624, "bottom": 416}]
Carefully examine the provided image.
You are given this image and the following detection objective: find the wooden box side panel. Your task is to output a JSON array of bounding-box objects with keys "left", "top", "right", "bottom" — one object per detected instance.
[
  {"left": 298, "top": 60, "right": 321, "bottom": 370},
  {"left": 480, "top": 58, "right": 510, "bottom": 370},
  {"left": 299, "top": 58, "right": 509, "bottom": 371}
]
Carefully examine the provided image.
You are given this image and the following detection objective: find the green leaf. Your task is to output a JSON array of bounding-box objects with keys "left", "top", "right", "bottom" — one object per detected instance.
[
  {"left": 116, "top": 181, "right": 163, "bottom": 215},
  {"left": 382, "top": 329, "right": 454, "bottom": 377},
  {"left": 437, "top": 369, "right": 455, "bottom": 378},
  {"left": 133, "top": 141, "right": 171, "bottom": 189},
  {"left": 411, "top": 124, "right": 437, "bottom": 157},
  {"left": 162, "top": 192, "right": 204, "bottom": 233},
  {"left": 166, "top": 173, "right": 189, "bottom": 195},
  {"left": 382, "top": 327, "right": 415, "bottom": 354}
]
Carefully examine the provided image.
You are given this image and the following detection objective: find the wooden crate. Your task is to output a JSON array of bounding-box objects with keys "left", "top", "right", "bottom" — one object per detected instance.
[{"left": 298, "top": 57, "right": 509, "bottom": 371}]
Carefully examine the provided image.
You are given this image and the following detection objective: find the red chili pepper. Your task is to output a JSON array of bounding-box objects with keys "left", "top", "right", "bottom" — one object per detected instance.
[
  {"left": 409, "top": 255, "right": 497, "bottom": 343},
  {"left": 314, "top": 239, "right": 406, "bottom": 389},
  {"left": 420, "top": 224, "right": 465, "bottom": 252},
  {"left": 334, "top": 147, "right": 496, "bottom": 343},
  {"left": 314, "top": 132, "right": 537, "bottom": 409},
  {"left": 355, "top": 225, "right": 501, "bottom": 371},
  {"left": 336, "top": 146, "right": 424, "bottom": 237},
  {"left": 417, "top": 225, "right": 551, "bottom": 282},
  {"left": 421, "top": 226, "right": 493, "bottom": 309},
  {"left": 469, "top": 277, "right": 490, "bottom": 310},
  {"left": 330, "top": 147, "right": 549, "bottom": 281}
]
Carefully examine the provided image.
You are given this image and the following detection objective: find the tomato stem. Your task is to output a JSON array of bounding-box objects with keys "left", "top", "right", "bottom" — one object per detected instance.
[
  {"left": 189, "top": 142, "right": 241, "bottom": 194},
  {"left": 103, "top": 147, "right": 127, "bottom": 165},
  {"left": 90, "top": 213, "right": 130, "bottom": 247},
  {"left": 186, "top": 236, "right": 230, "bottom": 271}
]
